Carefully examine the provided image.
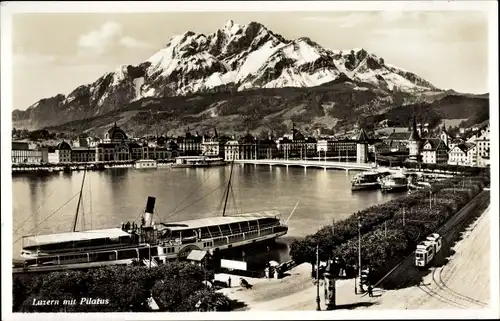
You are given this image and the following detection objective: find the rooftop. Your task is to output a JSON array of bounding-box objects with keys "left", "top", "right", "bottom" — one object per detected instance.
[
  {"left": 422, "top": 138, "right": 447, "bottom": 151},
  {"left": 23, "top": 228, "right": 130, "bottom": 247},
  {"left": 162, "top": 211, "right": 281, "bottom": 231},
  {"left": 187, "top": 250, "right": 208, "bottom": 262},
  {"left": 387, "top": 132, "right": 411, "bottom": 141}
]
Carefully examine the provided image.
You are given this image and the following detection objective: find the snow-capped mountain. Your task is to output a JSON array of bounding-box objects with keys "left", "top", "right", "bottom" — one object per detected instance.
[
  {"left": 13, "top": 20, "right": 440, "bottom": 129},
  {"left": 140, "top": 20, "right": 435, "bottom": 97}
]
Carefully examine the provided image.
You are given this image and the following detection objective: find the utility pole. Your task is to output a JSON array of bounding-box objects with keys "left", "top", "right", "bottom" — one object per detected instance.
[
  {"left": 316, "top": 243, "right": 321, "bottom": 311},
  {"left": 403, "top": 208, "right": 406, "bottom": 226},
  {"left": 204, "top": 254, "right": 207, "bottom": 285},
  {"left": 332, "top": 218, "right": 335, "bottom": 235}
]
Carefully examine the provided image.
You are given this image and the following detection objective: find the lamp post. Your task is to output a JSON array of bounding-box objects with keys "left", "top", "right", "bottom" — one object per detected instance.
[
  {"left": 357, "top": 215, "right": 364, "bottom": 293},
  {"left": 316, "top": 243, "right": 321, "bottom": 311}
]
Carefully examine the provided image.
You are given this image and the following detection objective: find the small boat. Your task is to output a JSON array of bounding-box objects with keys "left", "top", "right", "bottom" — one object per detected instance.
[
  {"left": 351, "top": 172, "right": 382, "bottom": 191},
  {"left": 380, "top": 174, "right": 409, "bottom": 193},
  {"left": 171, "top": 156, "right": 227, "bottom": 168},
  {"left": 351, "top": 169, "right": 392, "bottom": 191}
]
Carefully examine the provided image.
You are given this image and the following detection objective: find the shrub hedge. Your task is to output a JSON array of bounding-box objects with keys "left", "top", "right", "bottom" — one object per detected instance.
[
  {"left": 13, "top": 261, "right": 229, "bottom": 312},
  {"left": 289, "top": 175, "right": 490, "bottom": 277},
  {"left": 401, "top": 162, "right": 489, "bottom": 176}
]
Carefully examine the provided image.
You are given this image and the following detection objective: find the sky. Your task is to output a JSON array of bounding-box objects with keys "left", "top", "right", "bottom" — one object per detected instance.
[{"left": 11, "top": 10, "right": 490, "bottom": 111}]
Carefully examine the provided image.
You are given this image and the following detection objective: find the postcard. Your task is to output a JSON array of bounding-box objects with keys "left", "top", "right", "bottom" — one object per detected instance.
[{"left": 1, "top": 1, "right": 498, "bottom": 320}]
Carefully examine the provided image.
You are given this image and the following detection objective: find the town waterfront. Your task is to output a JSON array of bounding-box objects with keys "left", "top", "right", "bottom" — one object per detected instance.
[{"left": 12, "top": 165, "right": 405, "bottom": 262}]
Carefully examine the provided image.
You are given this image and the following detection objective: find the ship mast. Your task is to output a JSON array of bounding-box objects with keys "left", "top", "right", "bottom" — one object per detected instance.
[
  {"left": 72, "top": 145, "right": 90, "bottom": 232},
  {"left": 222, "top": 154, "right": 235, "bottom": 217}
]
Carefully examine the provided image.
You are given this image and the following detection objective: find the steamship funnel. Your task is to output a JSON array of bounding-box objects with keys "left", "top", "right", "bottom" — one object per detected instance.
[{"left": 144, "top": 196, "right": 156, "bottom": 228}]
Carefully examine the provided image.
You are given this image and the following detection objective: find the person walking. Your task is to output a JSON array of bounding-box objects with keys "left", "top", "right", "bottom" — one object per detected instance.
[
  {"left": 367, "top": 284, "right": 374, "bottom": 297},
  {"left": 228, "top": 277, "right": 231, "bottom": 288}
]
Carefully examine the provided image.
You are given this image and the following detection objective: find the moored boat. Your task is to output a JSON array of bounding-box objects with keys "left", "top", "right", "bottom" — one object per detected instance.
[
  {"left": 171, "top": 156, "right": 227, "bottom": 168},
  {"left": 134, "top": 159, "right": 158, "bottom": 169},
  {"left": 351, "top": 172, "right": 381, "bottom": 191},
  {"left": 380, "top": 174, "right": 409, "bottom": 193},
  {"left": 351, "top": 170, "right": 391, "bottom": 191}
]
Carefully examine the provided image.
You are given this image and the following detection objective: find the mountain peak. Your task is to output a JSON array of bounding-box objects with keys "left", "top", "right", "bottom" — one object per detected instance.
[
  {"left": 14, "top": 20, "right": 442, "bottom": 129},
  {"left": 225, "top": 19, "right": 235, "bottom": 29}
]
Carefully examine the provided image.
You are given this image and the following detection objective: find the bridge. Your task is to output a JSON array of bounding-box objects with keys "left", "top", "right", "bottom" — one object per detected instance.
[{"left": 234, "top": 159, "right": 373, "bottom": 171}]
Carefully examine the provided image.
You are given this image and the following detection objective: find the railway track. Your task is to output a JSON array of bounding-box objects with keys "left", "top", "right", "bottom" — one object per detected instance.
[{"left": 374, "top": 190, "right": 490, "bottom": 304}]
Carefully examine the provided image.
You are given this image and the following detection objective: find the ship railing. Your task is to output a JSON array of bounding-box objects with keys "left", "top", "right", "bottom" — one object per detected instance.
[
  {"left": 198, "top": 223, "right": 279, "bottom": 241},
  {"left": 24, "top": 242, "right": 139, "bottom": 256},
  {"left": 23, "top": 245, "right": 153, "bottom": 267}
]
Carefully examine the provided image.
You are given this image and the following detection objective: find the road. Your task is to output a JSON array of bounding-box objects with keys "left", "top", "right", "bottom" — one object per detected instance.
[
  {"left": 374, "top": 204, "right": 490, "bottom": 309},
  {"left": 218, "top": 190, "right": 491, "bottom": 311},
  {"left": 377, "top": 190, "right": 490, "bottom": 290}
]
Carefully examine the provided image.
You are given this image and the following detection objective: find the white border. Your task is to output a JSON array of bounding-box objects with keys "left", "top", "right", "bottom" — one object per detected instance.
[{"left": 1, "top": 1, "right": 498, "bottom": 320}]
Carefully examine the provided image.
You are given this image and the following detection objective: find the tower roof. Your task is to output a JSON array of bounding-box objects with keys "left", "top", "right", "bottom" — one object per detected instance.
[
  {"left": 356, "top": 129, "right": 369, "bottom": 142},
  {"left": 107, "top": 123, "right": 128, "bottom": 140}
]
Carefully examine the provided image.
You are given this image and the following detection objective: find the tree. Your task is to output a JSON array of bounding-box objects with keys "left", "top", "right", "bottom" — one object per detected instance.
[{"left": 14, "top": 262, "right": 230, "bottom": 313}]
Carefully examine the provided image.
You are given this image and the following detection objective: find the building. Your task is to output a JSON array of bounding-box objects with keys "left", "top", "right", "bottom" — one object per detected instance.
[
  {"left": 448, "top": 143, "right": 477, "bottom": 166},
  {"left": 316, "top": 139, "right": 331, "bottom": 157},
  {"left": 45, "top": 124, "right": 179, "bottom": 164},
  {"left": 201, "top": 128, "right": 229, "bottom": 158},
  {"left": 95, "top": 124, "right": 134, "bottom": 161},
  {"left": 176, "top": 130, "right": 203, "bottom": 156},
  {"left": 475, "top": 122, "right": 490, "bottom": 166},
  {"left": 316, "top": 138, "right": 359, "bottom": 158},
  {"left": 416, "top": 123, "right": 429, "bottom": 136},
  {"left": 382, "top": 130, "right": 412, "bottom": 153},
  {"left": 407, "top": 116, "right": 423, "bottom": 163},
  {"left": 277, "top": 124, "right": 317, "bottom": 159},
  {"left": 48, "top": 141, "right": 72, "bottom": 164},
  {"left": 420, "top": 138, "right": 449, "bottom": 164},
  {"left": 12, "top": 141, "right": 44, "bottom": 164},
  {"left": 439, "top": 125, "right": 453, "bottom": 149},
  {"left": 72, "top": 136, "right": 94, "bottom": 148},
  {"left": 224, "top": 140, "right": 241, "bottom": 161},
  {"left": 71, "top": 147, "right": 97, "bottom": 163},
  {"left": 224, "top": 134, "right": 278, "bottom": 161},
  {"left": 256, "top": 138, "right": 279, "bottom": 159}
]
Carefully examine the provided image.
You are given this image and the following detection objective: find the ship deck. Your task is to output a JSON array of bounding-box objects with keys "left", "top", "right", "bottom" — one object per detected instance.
[
  {"left": 163, "top": 211, "right": 281, "bottom": 232},
  {"left": 23, "top": 228, "right": 131, "bottom": 248}
]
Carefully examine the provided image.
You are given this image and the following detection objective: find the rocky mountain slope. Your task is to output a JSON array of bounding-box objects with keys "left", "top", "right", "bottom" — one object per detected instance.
[
  {"left": 13, "top": 20, "right": 450, "bottom": 130},
  {"left": 42, "top": 81, "right": 489, "bottom": 139}
]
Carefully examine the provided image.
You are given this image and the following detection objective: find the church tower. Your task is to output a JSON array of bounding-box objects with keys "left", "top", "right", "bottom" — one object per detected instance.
[
  {"left": 408, "top": 116, "right": 422, "bottom": 163},
  {"left": 440, "top": 119, "right": 448, "bottom": 147}
]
